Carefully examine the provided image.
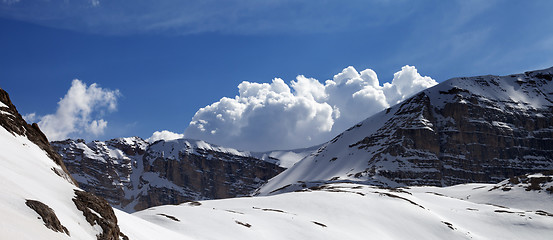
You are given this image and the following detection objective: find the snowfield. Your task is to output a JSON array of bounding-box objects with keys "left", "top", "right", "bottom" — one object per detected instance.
[{"left": 126, "top": 182, "right": 553, "bottom": 240}]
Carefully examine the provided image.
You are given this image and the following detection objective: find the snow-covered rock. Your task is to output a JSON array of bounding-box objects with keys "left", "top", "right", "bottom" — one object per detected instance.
[{"left": 259, "top": 67, "right": 553, "bottom": 195}]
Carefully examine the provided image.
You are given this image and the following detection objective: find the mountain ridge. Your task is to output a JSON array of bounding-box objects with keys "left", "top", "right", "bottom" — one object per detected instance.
[{"left": 258, "top": 66, "right": 553, "bottom": 195}]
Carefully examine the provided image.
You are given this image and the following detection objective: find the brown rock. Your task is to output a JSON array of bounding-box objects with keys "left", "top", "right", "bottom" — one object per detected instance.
[
  {"left": 25, "top": 199, "right": 70, "bottom": 236},
  {"left": 72, "top": 190, "right": 128, "bottom": 240}
]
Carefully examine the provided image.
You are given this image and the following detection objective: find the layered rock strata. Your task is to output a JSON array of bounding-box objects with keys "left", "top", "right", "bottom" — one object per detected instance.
[{"left": 53, "top": 138, "right": 284, "bottom": 212}]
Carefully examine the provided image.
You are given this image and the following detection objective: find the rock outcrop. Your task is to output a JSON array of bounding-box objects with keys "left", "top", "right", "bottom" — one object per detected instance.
[
  {"left": 492, "top": 170, "right": 553, "bottom": 193},
  {"left": 260, "top": 67, "right": 553, "bottom": 194},
  {"left": 52, "top": 138, "right": 285, "bottom": 212},
  {"left": 73, "top": 190, "right": 128, "bottom": 240},
  {"left": 25, "top": 199, "right": 70, "bottom": 236}
]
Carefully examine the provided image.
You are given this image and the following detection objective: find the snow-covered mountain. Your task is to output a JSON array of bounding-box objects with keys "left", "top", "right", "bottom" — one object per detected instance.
[
  {"left": 259, "top": 67, "right": 553, "bottom": 195},
  {"left": 52, "top": 138, "right": 286, "bottom": 212},
  {"left": 0, "top": 87, "right": 130, "bottom": 240}
]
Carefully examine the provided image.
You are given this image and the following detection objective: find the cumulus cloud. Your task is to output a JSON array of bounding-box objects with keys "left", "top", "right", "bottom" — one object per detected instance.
[
  {"left": 185, "top": 65, "right": 437, "bottom": 151},
  {"left": 26, "top": 79, "right": 120, "bottom": 141},
  {"left": 383, "top": 65, "right": 438, "bottom": 105},
  {"left": 147, "top": 130, "right": 184, "bottom": 142}
]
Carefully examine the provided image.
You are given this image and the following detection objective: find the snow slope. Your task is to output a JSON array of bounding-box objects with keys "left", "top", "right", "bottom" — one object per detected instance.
[
  {"left": 130, "top": 180, "right": 553, "bottom": 240},
  {"left": 252, "top": 144, "right": 321, "bottom": 168},
  {"left": 0, "top": 124, "right": 96, "bottom": 239},
  {"left": 0, "top": 95, "right": 118, "bottom": 239},
  {"left": 258, "top": 67, "right": 553, "bottom": 195}
]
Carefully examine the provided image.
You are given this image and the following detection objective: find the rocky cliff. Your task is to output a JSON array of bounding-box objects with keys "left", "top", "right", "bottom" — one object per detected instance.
[
  {"left": 259, "top": 67, "right": 553, "bottom": 195},
  {"left": 52, "top": 138, "right": 284, "bottom": 212},
  {"left": 52, "top": 137, "right": 147, "bottom": 210}
]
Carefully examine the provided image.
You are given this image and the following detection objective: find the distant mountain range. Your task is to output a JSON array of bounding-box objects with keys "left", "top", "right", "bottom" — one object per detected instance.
[{"left": 51, "top": 137, "right": 291, "bottom": 212}]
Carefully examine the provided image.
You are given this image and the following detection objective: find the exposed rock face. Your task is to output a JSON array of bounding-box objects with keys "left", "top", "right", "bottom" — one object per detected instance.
[
  {"left": 433, "top": 82, "right": 553, "bottom": 185},
  {"left": 260, "top": 67, "right": 553, "bottom": 194},
  {"left": 72, "top": 190, "right": 128, "bottom": 240},
  {"left": 0, "top": 88, "right": 76, "bottom": 186},
  {"left": 25, "top": 199, "right": 70, "bottom": 236},
  {"left": 52, "top": 138, "right": 285, "bottom": 212},
  {"left": 137, "top": 139, "right": 284, "bottom": 210},
  {"left": 52, "top": 137, "right": 147, "bottom": 209}
]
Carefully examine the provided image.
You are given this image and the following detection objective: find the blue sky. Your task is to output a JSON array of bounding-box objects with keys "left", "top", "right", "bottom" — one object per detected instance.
[{"left": 1, "top": 0, "right": 553, "bottom": 151}]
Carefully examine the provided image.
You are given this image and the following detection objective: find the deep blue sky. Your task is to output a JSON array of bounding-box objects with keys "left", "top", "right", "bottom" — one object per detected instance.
[{"left": 1, "top": 0, "right": 553, "bottom": 145}]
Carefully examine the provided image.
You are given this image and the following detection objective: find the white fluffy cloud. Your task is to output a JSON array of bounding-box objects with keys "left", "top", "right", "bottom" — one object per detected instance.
[
  {"left": 26, "top": 79, "right": 120, "bottom": 141},
  {"left": 147, "top": 130, "right": 184, "bottom": 142},
  {"left": 185, "top": 65, "right": 437, "bottom": 151}
]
